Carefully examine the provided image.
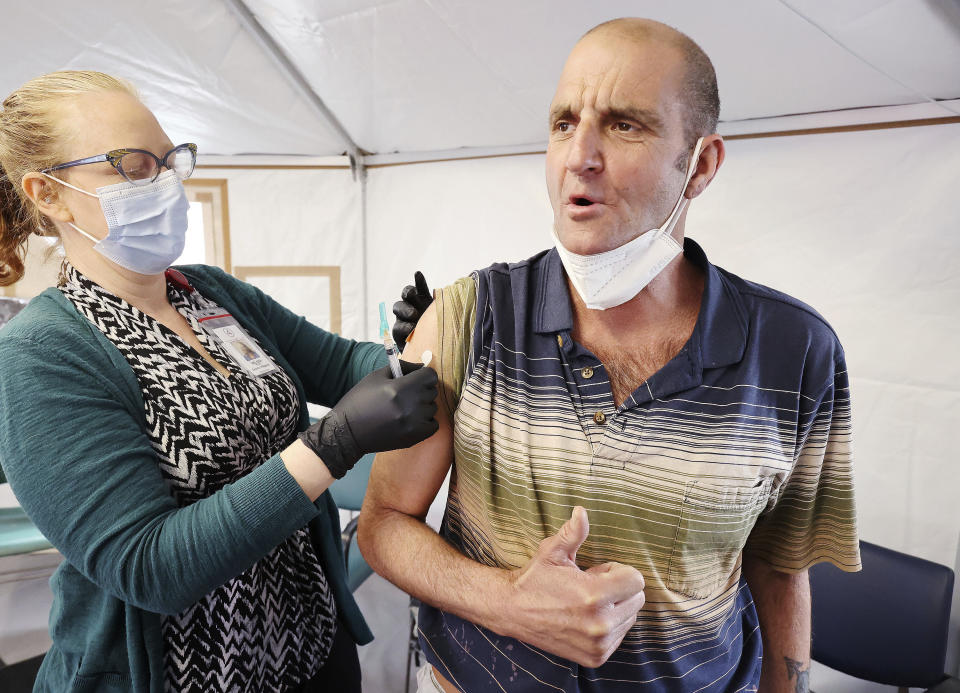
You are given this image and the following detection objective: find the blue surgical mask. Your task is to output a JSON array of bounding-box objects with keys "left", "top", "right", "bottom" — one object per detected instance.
[{"left": 42, "top": 169, "right": 190, "bottom": 275}]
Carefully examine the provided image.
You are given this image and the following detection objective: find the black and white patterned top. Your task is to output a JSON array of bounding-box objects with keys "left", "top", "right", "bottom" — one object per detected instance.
[{"left": 60, "top": 265, "right": 337, "bottom": 693}]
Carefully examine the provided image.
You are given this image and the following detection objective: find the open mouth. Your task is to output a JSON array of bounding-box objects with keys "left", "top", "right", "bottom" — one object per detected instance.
[{"left": 573, "top": 197, "right": 593, "bottom": 206}]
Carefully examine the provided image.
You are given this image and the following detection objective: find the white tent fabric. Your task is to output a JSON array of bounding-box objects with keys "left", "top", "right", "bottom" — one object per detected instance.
[
  {"left": 209, "top": 167, "right": 367, "bottom": 336},
  {"left": 244, "top": 0, "right": 960, "bottom": 153},
  {"left": 4, "top": 1, "right": 958, "bottom": 156},
  {"left": 5, "top": 1, "right": 347, "bottom": 155}
]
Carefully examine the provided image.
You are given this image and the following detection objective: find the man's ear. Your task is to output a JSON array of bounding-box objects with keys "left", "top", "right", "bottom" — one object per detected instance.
[
  {"left": 21, "top": 172, "right": 73, "bottom": 223},
  {"left": 685, "top": 134, "right": 725, "bottom": 199}
]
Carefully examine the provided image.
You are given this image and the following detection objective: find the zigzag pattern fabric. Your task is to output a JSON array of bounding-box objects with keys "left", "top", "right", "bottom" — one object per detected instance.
[
  {"left": 61, "top": 265, "right": 337, "bottom": 693},
  {"left": 419, "top": 242, "right": 859, "bottom": 692}
]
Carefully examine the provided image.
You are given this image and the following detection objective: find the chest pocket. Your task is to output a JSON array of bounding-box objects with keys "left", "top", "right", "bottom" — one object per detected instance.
[{"left": 668, "top": 477, "right": 773, "bottom": 599}]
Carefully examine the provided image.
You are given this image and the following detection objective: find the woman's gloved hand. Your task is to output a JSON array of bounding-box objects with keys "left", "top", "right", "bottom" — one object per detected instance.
[
  {"left": 298, "top": 360, "right": 439, "bottom": 479},
  {"left": 392, "top": 271, "right": 433, "bottom": 345}
]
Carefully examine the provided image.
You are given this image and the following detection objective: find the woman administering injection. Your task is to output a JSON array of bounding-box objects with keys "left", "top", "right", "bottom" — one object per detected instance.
[{"left": 0, "top": 71, "right": 435, "bottom": 692}]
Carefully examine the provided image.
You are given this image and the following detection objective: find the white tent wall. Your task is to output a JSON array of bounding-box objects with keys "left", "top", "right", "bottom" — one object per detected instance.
[
  {"left": 195, "top": 164, "right": 367, "bottom": 340},
  {"left": 364, "top": 121, "right": 960, "bottom": 689},
  {"left": 365, "top": 152, "right": 553, "bottom": 334}
]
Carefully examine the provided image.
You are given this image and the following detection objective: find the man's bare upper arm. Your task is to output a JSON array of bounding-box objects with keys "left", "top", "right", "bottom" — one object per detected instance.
[{"left": 365, "top": 301, "right": 454, "bottom": 521}]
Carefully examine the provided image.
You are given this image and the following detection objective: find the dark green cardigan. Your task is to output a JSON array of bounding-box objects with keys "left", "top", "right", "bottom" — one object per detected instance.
[{"left": 0, "top": 265, "right": 386, "bottom": 692}]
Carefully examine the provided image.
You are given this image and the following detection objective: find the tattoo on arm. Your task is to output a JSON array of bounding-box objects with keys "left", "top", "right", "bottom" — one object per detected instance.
[{"left": 784, "top": 657, "right": 810, "bottom": 693}]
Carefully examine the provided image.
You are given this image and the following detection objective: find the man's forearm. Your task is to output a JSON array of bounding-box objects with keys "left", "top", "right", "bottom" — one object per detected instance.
[
  {"left": 358, "top": 504, "right": 514, "bottom": 634},
  {"left": 742, "top": 556, "right": 811, "bottom": 693},
  {"left": 361, "top": 494, "right": 647, "bottom": 670}
]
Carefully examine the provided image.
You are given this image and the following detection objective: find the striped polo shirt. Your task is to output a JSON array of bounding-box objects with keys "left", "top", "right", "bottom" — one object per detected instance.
[{"left": 419, "top": 238, "right": 859, "bottom": 692}]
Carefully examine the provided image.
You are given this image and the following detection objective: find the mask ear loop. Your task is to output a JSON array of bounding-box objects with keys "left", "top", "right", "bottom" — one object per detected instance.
[
  {"left": 38, "top": 171, "right": 103, "bottom": 243},
  {"left": 39, "top": 171, "right": 99, "bottom": 199},
  {"left": 655, "top": 136, "right": 705, "bottom": 240},
  {"left": 66, "top": 222, "right": 102, "bottom": 244}
]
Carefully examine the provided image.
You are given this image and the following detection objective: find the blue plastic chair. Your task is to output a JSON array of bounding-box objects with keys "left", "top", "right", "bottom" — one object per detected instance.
[
  {"left": 327, "top": 453, "right": 376, "bottom": 592},
  {"left": 810, "top": 540, "right": 960, "bottom": 693}
]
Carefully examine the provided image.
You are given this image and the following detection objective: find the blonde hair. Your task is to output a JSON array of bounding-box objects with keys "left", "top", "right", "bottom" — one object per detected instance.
[{"left": 0, "top": 71, "right": 137, "bottom": 286}]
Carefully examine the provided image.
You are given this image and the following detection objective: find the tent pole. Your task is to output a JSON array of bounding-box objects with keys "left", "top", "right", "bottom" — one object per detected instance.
[
  {"left": 222, "top": 0, "right": 365, "bottom": 172},
  {"left": 360, "top": 168, "right": 369, "bottom": 339},
  {"left": 223, "top": 0, "right": 371, "bottom": 338},
  {"left": 350, "top": 151, "right": 369, "bottom": 335}
]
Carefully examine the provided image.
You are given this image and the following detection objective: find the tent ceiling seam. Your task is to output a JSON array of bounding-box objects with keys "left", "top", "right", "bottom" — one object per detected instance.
[
  {"left": 222, "top": 0, "right": 366, "bottom": 175},
  {"left": 777, "top": 0, "right": 960, "bottom": 118}
]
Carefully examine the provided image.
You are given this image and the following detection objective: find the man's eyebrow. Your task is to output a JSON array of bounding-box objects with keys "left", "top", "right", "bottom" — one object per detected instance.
[
  {"left": 548, "top": 105, "right": 577, "bottom": 124},
  {"left": 548, "top": 103, "right": 665, "bottom": 132},
  {"left": 604, "top": 106, "right": 664, "bottom": 132}
]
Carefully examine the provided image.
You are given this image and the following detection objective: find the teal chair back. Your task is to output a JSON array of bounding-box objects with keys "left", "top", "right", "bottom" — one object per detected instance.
[
  {"left": 0, "top": 505, "right": 53, "bottom": 557},
  {"left": 327, "top": 453, "right": 374, "bottom": 512},
  {"left": 328, "top": 453, "right": 376, "bottom": 592}
]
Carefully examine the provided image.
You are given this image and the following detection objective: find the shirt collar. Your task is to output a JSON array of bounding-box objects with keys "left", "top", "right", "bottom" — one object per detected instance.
[
  {"left": 534, "top": 247, "right": 573, "bottom": 334},
  {"left": 534, "top": 238, "right": 748, "bottom": 370},
  {"left": 684, "top": 238, "right": 748, "bottom": 369}
]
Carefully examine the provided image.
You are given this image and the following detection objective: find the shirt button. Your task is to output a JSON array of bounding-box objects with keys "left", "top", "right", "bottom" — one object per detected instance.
[
  {"left": 557, "top": 335, "right": 564, "bottom": 348},
  {"left": 593, "top": 411, "right": 606, "bottom": 424},
  {"left": 582, "top": 366, "right": 594, "bottom": 379}
]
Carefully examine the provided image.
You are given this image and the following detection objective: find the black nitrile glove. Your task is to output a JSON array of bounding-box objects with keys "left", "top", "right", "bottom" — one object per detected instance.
[
  {"left": 392, "top": 271, "right": 433, "bottom": 346},
  {"left": 298, "top": 360, "right": 439, "bottom": 478}
]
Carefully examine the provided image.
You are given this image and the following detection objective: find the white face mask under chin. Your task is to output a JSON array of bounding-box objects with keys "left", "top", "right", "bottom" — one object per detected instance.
[{"left": 553, "top": 137, "right": 705, "bottom": 310}]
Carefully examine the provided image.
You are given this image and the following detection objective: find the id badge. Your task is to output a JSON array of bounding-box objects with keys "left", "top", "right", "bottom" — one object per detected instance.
[{"left": 195, "top": 306, "right": 278, "bottom": 378}]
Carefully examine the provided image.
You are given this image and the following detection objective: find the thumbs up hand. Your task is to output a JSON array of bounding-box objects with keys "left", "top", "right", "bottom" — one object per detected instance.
[{"left": 504, "top": 507, "right": 646, "bottom": 668}]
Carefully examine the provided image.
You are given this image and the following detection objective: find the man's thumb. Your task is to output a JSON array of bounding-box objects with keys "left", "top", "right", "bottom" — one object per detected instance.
[{"left": 544, "top": 506, "right": 589, "bottom": 565}]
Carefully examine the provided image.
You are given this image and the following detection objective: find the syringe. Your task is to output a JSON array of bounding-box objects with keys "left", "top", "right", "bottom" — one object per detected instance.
[{"left": 379, "top": 302, "right": 404, "bottom": 379}]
